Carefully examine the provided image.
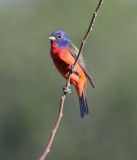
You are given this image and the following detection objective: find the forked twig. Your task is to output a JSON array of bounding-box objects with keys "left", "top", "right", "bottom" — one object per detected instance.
[{"left": 39, "top": 0, "right": 104, "bottom": 159}]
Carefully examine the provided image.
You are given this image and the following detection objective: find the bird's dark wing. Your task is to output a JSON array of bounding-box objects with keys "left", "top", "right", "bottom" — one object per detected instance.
[{"left": 67, "top": 42, "right": 95, "bottom": 88}]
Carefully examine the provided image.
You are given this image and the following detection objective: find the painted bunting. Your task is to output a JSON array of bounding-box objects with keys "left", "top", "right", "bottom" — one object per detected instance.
[{"left": 49, "top": 30, "right": 94, "bottom": 118}]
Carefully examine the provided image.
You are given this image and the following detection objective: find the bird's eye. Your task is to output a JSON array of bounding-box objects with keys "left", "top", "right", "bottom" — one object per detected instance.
[{"left": 58, "top": 35, "right": 62, "bottom": 39}]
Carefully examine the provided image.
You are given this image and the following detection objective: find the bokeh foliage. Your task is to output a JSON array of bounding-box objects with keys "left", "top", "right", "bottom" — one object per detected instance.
[{"left": 0, "top": 0, "right": 137, "bottom": 160}]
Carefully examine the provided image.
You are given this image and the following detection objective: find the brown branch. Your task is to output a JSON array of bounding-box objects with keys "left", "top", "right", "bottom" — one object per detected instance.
[{"left": 39, "top": 0, "right": 104, "bottom": 160}]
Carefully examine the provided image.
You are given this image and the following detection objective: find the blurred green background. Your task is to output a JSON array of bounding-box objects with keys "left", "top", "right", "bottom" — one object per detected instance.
[{"left": 0, "top": 0, "right": 137, "bottom": 160}]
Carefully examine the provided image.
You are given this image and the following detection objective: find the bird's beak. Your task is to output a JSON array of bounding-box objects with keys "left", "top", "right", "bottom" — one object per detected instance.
[{"left": 49, "top": 36, "right": 56, "bottom": 41}]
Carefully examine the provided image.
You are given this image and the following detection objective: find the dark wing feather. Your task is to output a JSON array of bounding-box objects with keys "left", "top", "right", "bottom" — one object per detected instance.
[{"left": 67, "top": 43, "right": 95, "bottom": 88}]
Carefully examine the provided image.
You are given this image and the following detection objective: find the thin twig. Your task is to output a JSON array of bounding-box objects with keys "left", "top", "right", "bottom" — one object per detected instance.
[{"left": 39, "top": 0, "right": 104, "bottom": 159}]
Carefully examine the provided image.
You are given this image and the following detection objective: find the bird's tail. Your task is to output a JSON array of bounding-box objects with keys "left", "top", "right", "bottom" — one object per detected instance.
[{"left": 79, "top": 88, "right": 89, "bottom": 118}]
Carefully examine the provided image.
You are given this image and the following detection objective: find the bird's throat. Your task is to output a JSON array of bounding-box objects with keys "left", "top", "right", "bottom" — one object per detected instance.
[{"left": 50, "top": 40, "right": 60, "bottom": 56}]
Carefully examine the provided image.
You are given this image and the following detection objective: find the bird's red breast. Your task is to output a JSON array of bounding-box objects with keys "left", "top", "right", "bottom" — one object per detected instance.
[{"left": 50, "top": 41, "right": 87, "bottom": 97}]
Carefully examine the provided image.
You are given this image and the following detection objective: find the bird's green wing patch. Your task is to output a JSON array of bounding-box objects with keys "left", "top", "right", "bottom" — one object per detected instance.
[{"left": 67, "top": 43, "right": 95, "bottom": 88}]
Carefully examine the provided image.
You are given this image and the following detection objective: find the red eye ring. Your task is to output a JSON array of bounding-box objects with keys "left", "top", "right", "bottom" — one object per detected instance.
[{"left": 58, "top": 35, "right": 62, "bottom": 39}]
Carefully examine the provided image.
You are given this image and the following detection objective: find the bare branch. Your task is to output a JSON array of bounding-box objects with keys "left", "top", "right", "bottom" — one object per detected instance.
[{"left": 39, "top": 0, "right": 104, "bottom": 159}]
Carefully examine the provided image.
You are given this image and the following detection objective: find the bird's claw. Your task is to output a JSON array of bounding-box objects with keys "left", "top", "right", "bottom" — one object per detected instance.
[
  {"left": 70, "top": 65, "right": 80, "bottom": 77},
  {"left": 70, "top": 65, "right": 77, "bottom": 73},
  {"left": 63, "top": 86, "right": 71, "bottom": 94}
]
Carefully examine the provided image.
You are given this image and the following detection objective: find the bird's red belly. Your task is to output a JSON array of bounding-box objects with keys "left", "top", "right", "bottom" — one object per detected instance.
[{"left": 51, "top": 48, "right": 87, "bottom": 97}]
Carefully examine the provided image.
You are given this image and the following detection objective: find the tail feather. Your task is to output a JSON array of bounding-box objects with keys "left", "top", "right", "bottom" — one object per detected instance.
[{"left": 79, "top": 89, "right": 89, "bottom": 118}]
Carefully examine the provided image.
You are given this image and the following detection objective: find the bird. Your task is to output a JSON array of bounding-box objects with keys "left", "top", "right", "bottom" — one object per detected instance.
[{"left": 49, "top": 30, "right": 94, "bottom": 118}]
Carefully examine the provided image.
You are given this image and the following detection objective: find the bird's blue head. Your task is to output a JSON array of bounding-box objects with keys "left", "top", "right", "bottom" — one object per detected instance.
[{"left": 49, "top": 30, "right": 71, "bottom": 48}]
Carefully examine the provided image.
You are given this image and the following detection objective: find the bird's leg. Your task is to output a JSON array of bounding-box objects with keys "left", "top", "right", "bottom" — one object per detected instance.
[
  {"left": 70, "top": 65, "right": 80, "bottom": 77},
  {"left": 63, "top": 86, "right": 71, "bottom": 94}
]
